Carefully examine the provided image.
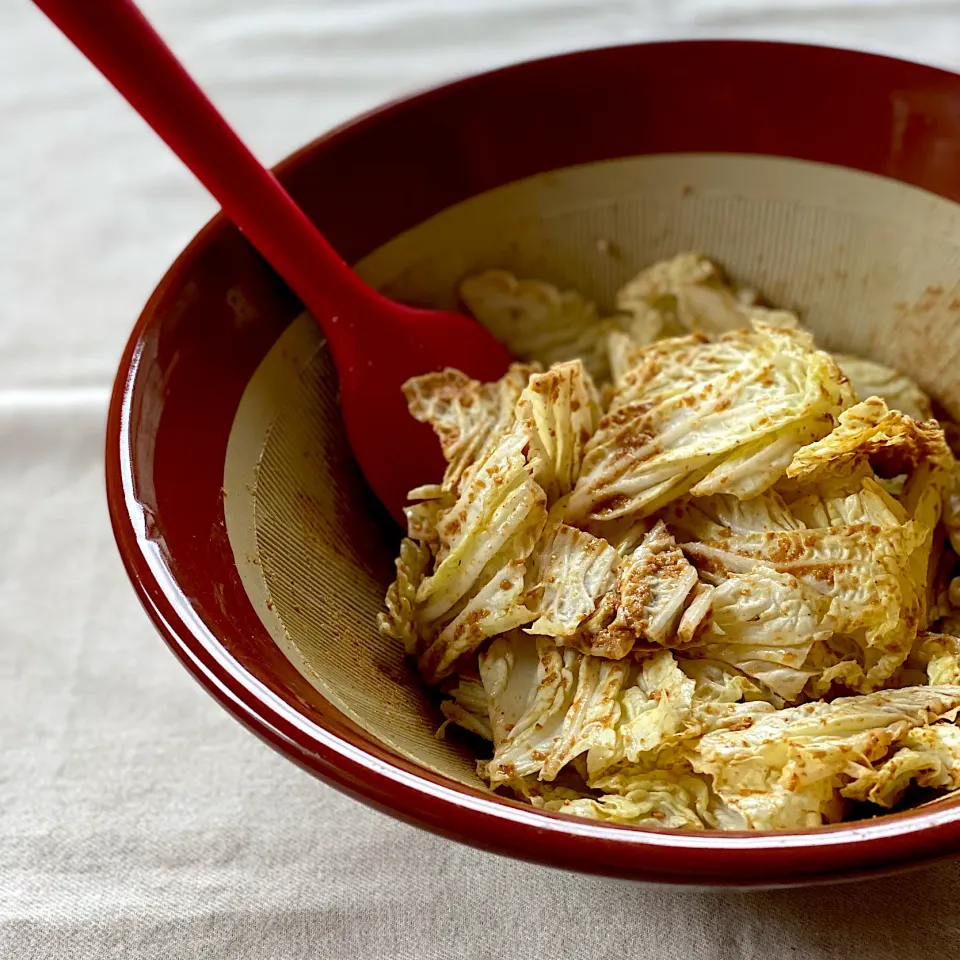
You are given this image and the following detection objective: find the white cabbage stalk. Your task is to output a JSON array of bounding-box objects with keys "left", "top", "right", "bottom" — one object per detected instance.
[
  {"left": 413, "top": 430, "right": 546, "bottom": 684},
  {"left": 680, "top": 480, "right": 929, "bottom": 693},
  {"left": 676, "top": 582, "right": 714, "bottom": 645},
  {"left": 616, "top": 252, "right": 721, "bottom": 316},
  {"left": 555, "top": 521, "right": 699, "bottom": 659},
  {"left": 616, "top": 252, "right": 803, "bottom": 343},
  {"left": 688, "top": 566, "right": 827, "bottom": 701},
  {"left": 459, "top": 270, "right": 620, "bottom": 382},
  {"left": 566, "top": 323, "right": 853, "bottom": 524},
  {"left": 692, "top": 685, "right": 960, "bottom": 830},
  {"left": 907, "top": 633, "right": 960, "bottom": 686},
  {"left": 788, "top": 474, "right": 907, "bottom": 529},
  {"left": 438, "top": 672, "right": 493, "bottom": 741},
  {"left": 378, "top": 537, "right": 431, "bottom": 656},
  {"left": 480, "top": 633, "right": 628, "bottom": 786},
  {"left": 418, "top": 431, "right": 537, "bottom": 621},
  {"left": 514, "top": 359, "right": 600, "bottom": 504},
  {"left": 841, "top": 723, "right": 960, "bottom": 807},
  {"left": 403, "top": 362, "right": 536, "bottom": 495},
  {"left": 536, "top": 767, "right": 715, "bottom": 829},
  {"left": 418, "top": 557, "right": 536, "bottom": 685},
  {"left": 787, "top": 396, "right": 952, "bottom": 487},
  {"left": 526, "top": 524, "right": 619, "bottom": 638},
  {"left": 678, "top": 657, "right": 779, "bottom": 708},
  {"left": 613, "top": 650, "right": 696, "bottom": 765},
  {"left": 403, "top": 484, "right": 454, "bottom": 555},
  {"left": 833, "top": 354, "right": 933, "bottom": 422}
]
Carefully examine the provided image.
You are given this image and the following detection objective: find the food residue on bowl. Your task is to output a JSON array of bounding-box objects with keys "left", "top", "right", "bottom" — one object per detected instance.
[{"left": 378, "top": 253, "right": 960, "bottom": 832}]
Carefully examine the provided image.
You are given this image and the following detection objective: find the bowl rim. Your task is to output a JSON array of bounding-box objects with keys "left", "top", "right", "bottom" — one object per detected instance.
[{"left": 106, "top": 38, "right": 960, "bottom": 886}]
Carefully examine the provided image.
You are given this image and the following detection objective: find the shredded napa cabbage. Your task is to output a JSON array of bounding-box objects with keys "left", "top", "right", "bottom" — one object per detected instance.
[
  {"left": 692, "top": 685, "right": 960, "bottom": 829},
  {"left": 833, "top": 354, "right": 933, "bottom": 422},
  {"left": 565, "top": 323, "right": 854, "bottom": 524},
  {"left": 379, "top": 250, "right": 960, "bottom": 833}
]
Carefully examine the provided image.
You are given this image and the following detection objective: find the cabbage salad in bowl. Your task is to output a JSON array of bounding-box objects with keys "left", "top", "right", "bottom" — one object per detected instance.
[{"left": 379, "top": 253, "right": 960, "bottom": 831}]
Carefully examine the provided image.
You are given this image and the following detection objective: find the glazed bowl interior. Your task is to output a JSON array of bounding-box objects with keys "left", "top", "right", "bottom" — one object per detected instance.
[{"left": 110, "top": 41, "right": 960, "bottom": 885}]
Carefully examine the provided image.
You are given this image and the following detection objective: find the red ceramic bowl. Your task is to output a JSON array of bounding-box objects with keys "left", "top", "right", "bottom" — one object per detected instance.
[{"left": 107, "top": 40, "right": 960, "bottom": 887}]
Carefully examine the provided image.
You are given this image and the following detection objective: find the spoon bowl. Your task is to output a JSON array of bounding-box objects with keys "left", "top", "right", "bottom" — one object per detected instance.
[{"left": 334, "top": 299, "right": 514, "bottom": 520}]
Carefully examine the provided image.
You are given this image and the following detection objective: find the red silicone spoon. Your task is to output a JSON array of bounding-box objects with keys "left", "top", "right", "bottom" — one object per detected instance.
[{"left": 33, "top": 0, "right": 513, "bottom": 524}]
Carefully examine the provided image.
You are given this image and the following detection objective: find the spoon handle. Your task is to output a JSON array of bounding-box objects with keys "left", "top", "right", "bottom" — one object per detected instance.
[{"left": 33, "top": 0, "right": 379, "bottom": 335}]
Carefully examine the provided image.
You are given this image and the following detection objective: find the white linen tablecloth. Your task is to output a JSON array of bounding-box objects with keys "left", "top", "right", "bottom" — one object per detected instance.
[{"left": 3, "top": 2, "right": 960, "bottom": 957}]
